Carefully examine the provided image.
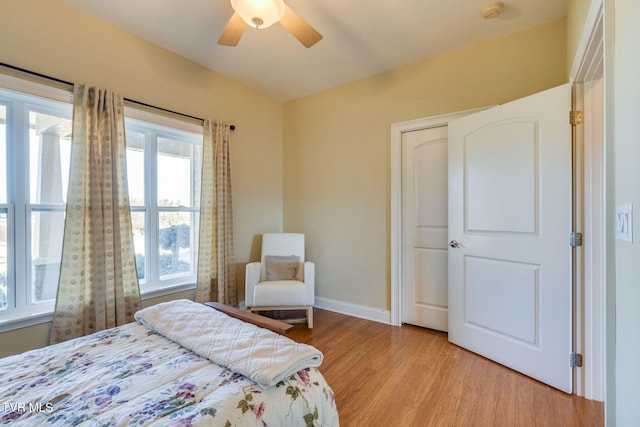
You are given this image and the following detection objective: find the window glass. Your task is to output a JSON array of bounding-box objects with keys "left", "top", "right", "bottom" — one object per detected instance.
[
  {"left": 158, "top": 211, "right": 197, "bottom": 279},
  {"left": 30, "top": 211, "right": 64, "bottom": 303},
  {"left": 125, "top": 117, "right": 202, "bottom": 291},
  {"left": 157, "top": 137, "right": 196, "bottom": 207},
  {"left": 126, "top": 129, "right": 145, "bottom": 206},
  {"left": 0, "top": 105, "right": 6, "bottom": 310},
  {"left": 130, "top": 210, "right": 146, "bottom": 282},
  {"left": 0, "top": 210, "right": 6, "bottom": 310},
  {"left": 29, "top": 112, "right": 72, "bottom": 204},
  {"left": 0, "top": 105, "right": 6, "bottom": 203},
  {"left": 28, "top": 107, "right": 72, "bottom": 306}
]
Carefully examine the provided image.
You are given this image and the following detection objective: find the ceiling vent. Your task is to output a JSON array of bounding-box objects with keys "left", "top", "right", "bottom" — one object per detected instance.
[{"left": 482, "top": 1, "right": 504, "bottom": 19}]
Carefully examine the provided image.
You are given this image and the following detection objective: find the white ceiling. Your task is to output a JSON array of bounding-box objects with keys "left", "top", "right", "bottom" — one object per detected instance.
[{"left": 57, "top": 0, "right": 568, "bottom": 101}]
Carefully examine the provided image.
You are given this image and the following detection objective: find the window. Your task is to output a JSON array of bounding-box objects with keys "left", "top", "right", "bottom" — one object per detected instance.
[
  {"left": 0, "top": 104, "right": 6, "bottom": 310},
  {"left": 0, "top": 72, "right": 203, "bottom": 329},
  {"left": 0, "top": 80, "right": 73, "bottom": 321},
  {"left": 125, "top": 112, "right": 202, "bottom": 294}
]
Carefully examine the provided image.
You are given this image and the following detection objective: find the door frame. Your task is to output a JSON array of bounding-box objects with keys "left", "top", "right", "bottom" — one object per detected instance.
[{"left": 570, "top": 1, "right": 605, "bottom": 401}]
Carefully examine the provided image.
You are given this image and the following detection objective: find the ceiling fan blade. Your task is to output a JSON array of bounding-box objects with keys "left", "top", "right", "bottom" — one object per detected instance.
[
  {"left": 279, "top": 4, "right": 323, "bottom": 48},
  {"left": 218, "top": 12, "right": 246, "bottom": 46}
]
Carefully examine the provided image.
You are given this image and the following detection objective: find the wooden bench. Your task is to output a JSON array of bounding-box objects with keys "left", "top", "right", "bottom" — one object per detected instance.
[{"left": 204, "top": 302, "right": 294, "bottom": 335}]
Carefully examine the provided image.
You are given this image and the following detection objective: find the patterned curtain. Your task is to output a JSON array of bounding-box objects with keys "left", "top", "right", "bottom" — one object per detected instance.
[
  {"left": 195, "top": 120, "right": 237, "bottom": 306},
  {"left": 50, "top": 85, "right": 141, "bottom": 344}
]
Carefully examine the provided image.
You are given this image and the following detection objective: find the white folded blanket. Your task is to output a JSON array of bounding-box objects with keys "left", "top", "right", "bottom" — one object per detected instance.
[{"left": 134, "top": 299, "right": 323, "bottom": 389}]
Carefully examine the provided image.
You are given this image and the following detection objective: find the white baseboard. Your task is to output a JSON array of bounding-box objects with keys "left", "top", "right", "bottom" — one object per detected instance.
[
  {"left": 239, "top": 297, "right": 392, "bottom": 325},
  {"left": 314, "top": 297, "right": 392, "bottom": 325}
]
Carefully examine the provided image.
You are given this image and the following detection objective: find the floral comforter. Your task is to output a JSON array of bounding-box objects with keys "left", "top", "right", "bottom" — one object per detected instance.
[{"left": 0, "top": 306, "right": 339, "bottom": 426}]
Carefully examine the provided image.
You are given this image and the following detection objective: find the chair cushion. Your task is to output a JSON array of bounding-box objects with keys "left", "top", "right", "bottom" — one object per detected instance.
[
  {"left": 264, "top": 255, "right": 300, "bottom": 281},
  {"left": 253, "top": 280, "right": 307, "bottom": 306}
]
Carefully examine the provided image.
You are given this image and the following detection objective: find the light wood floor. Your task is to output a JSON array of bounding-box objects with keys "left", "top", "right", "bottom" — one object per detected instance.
[{"left": 286, "top": 308, "right": 604, "bottom": 427}]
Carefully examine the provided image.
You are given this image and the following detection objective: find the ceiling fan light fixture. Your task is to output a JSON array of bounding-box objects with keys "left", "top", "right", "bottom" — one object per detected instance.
[{"left": 230, "top": 0, "right": 285, "bottom": 29}]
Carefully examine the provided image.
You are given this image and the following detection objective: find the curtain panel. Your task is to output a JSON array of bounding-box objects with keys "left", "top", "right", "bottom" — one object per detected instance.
[
  {"left": 195, "top": 120, "right": 237, "bottom": 306},
  {"left": 50, "top": 85, "right": 141, "bottom": 344}
]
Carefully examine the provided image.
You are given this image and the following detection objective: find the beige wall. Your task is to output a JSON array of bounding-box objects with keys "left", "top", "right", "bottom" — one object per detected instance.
[
  {"left": 283, "top": 19, "right": 568, "bottom": 311},
  {"left": 0, "top": 0, "right": 284, "bottom": 355},
  {"left": 567, "top": 0, "right": 595, "bottom": 74}
]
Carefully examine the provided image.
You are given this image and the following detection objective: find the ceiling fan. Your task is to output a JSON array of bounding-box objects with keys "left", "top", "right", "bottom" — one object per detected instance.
[{"left": 218, "top": 0, "right": 323, "bottom": 48}]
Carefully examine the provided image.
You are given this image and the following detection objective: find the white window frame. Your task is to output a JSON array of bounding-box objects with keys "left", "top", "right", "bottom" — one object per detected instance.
[
  {"left": 0, "top": 74, "right": 73, "bottom": 331},
  {"left": 124, "top": 108, "right": 203, "bottom": 297}
]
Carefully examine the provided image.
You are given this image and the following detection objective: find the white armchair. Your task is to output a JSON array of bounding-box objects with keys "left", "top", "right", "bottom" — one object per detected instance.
[{"left": 245, "top": 233, "right": 315, "bottom": 328}]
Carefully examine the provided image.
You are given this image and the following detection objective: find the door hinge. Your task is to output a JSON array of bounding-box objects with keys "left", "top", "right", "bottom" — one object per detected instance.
[
  {"left": 570, "top": 232, "right": 583, "bottom": 247},
  {"left": 570, "top": 352, "right": 583, "bottom": 368},
  {"left": 570, "top": 110, "right": 583, "bottom": 126}
]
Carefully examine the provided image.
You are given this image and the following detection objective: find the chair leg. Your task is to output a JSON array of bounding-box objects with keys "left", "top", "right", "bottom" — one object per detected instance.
[{"left": 307, "top": 306, "right": 314, "bottom": 329}]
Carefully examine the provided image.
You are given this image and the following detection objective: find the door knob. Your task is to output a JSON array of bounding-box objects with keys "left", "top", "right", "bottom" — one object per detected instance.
[{"left": 449, "top": 240, "right": 461, "bottom": 248}]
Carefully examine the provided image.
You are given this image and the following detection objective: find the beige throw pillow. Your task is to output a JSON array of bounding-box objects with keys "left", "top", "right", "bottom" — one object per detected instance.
[{"left": 264, "top": 255, "right": 300, "bottom": 281}]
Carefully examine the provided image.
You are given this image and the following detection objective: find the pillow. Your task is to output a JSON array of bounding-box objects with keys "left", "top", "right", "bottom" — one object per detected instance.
[{"left": 264, "top": 255, "right": 300, "bottom": 281}]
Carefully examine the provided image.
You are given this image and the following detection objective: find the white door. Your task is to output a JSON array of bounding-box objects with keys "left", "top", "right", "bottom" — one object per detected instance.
[
  {"left": 401, "top": 126, "right": 448, "bottom": 331},
  {"left": 448, "top": 84, "right": 573, "bottom": 393}
]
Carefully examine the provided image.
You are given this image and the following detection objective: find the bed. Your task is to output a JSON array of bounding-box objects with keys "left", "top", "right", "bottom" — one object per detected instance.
[{"left": 0, "top": 299, "right": 339, "bottom": 426}]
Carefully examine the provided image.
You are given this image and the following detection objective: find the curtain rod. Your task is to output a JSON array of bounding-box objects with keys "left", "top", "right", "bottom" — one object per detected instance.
[{"left": 0, "top": 62, "right": 235, "bottom": 131}]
